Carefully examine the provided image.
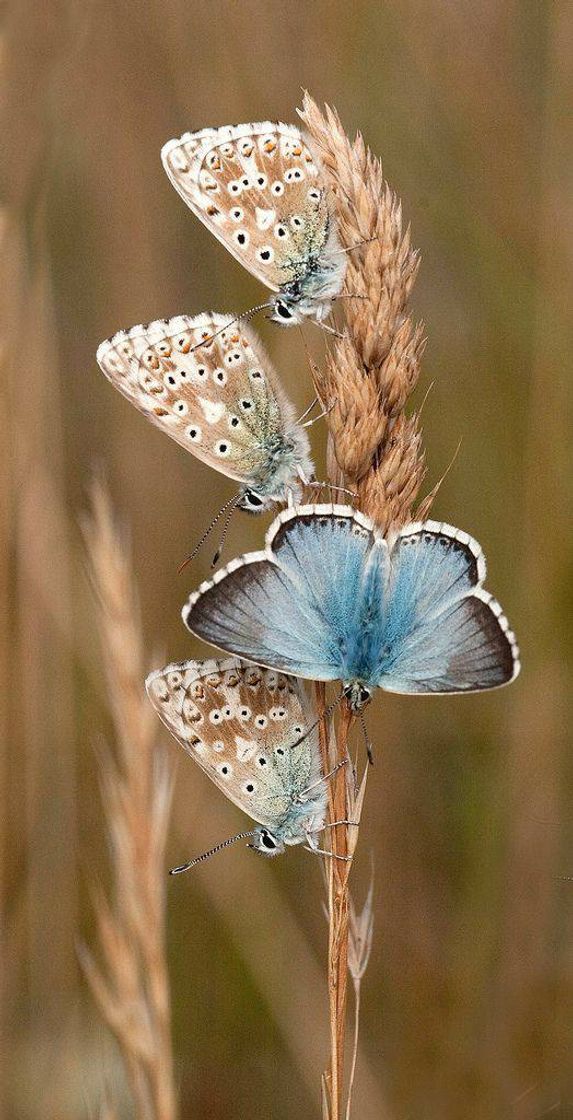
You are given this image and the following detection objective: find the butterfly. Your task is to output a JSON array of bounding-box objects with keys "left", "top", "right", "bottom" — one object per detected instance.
[
  {"left": 182, "top": 504, "right": 520, "bottom": 711},
  {"left": 145, "top": 657, "right": 333, "bottom": 869},
  {"left": 161, "top": 122, "right": 346, "bottom": 326},
  {"left": 96, "top": 313, "right": 314, "bottom": 515}
]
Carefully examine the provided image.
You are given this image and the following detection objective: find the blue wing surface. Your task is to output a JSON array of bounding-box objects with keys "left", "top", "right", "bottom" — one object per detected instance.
[
  {"left": 373, "top": 524, "right": 519, "bottom": 692},
  {"left": 183, "top": 506, "right": 390, "bottom": 681}
]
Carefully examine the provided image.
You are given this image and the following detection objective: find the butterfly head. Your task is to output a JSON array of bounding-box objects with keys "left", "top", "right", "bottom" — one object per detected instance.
[
  {"left": 345, "top": 681, "right": 374, "bottom": 712},
  {"left": 236, "top": 488, "right": 277, "bottom": 514},
  {"left": 247, "top": 827, "right": 285, "bottom": 858}
]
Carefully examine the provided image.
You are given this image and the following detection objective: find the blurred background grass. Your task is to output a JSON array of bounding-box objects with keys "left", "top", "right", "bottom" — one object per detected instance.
[{"left": 2, "top": 2, "right": 572, "bottom": 1118}]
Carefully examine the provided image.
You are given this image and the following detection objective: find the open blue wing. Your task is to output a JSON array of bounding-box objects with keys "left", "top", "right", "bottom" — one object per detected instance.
[
  {"left": 374, "top": 522, "right": 520, "bottom": 692},
  {"left": 183, "top": 506, "right": 390, "bottom": 681},
  {"left": 183, "top": 508, "right": 519, "bottom": 694}
]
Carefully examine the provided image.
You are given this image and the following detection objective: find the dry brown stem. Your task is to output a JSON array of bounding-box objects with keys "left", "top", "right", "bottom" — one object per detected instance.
[
  {"left": 80, "top": 480, "right": 177, "bottom": 1120},
  {"left": 301, "top": 93, "right": 427, "bottom": 1119}
]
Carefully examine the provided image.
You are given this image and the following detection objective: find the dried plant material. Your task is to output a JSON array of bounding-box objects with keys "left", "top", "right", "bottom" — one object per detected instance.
[
  {"left": 80, "top": 480, "right": 177, "bottom": 1120},
  {"left": 301, "top": 92, "right": 427, "bottom": 1120},
  {"left": 346, "top": 875, "right": 375, "bottom": 1120},
  {"left": 300, "top": 93, "right": 426, "bottom": 532},
  {"left": 315, "top": 337, "right": 389, "bottom": 480}
]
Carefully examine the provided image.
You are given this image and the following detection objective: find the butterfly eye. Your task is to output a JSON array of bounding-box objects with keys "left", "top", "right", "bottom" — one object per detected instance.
[
  {"left": 260, "top": 830, "right": 277, "bottom": 850},
  {"left": 234, "top": 230, "right": 249, "bottom": 248},
  {"left": 271, "top": 181, "right": 284, "bottom": 196},
  {"left": 257, "top": 246, "right": 274, "bottom": 263},
  {"left": 187, "top": 426, "right": 202, "bottom": 443},
  {"left": 274, "top": 224, "right": 289, "bottom": 240},
  {"left": 228, "top": 180, "right": 242, "bottom": 195},
  {"left": 255, "top": 716, "right": 268, "bottom": 729},
  {"left": 218, "top": 763, "right": 232, "bottom": 778},
  {"left": 213, "top": 368, "right": 227, "bottom": 384},
  {"left": 243, "top": 782, "right": 256, "bottom": 795},
  {"left": 274, "top": 300, "right": 293, "bottom": 321},
  {"left": 209, "top": 709, "right": 223, "bottom": 724},
  {"left": 215, "top": 442, "right": 231, "bottom": 457}
]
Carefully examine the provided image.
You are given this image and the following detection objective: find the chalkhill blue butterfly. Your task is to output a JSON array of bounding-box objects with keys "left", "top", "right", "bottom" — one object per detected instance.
[
  {"left": 146, "top": 656, "right": 340, "bottom": 871},
  {"left": 97, "top": 313, "right": 314, "bottom": 516},
  {"left": 182, "top": 504, "right": 520, "bottom": 711},
  {"left": 161, "top": 123, "right": 346, "bottom": 326}
]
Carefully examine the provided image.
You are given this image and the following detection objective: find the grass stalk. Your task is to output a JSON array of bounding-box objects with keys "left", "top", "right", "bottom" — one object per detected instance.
[
  {"left": 301, "top": 93, "right": 426, "bottom": 1119},
  {"left": 80, "top": 479, "right": 177, "bottom": 1120}
]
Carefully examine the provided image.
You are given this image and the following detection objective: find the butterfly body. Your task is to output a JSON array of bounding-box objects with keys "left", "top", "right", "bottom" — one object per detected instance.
[
  {"left": 97, "top": 314, "right": 313, "bottom": 514},
  {"left": 182, "top": 505, "right": 520, "bottom": 703},
  {"left": 161, "top": 122, "right": 346, "bottom": 325},
  {"left": 145, "top": 658, "right": 327, "bottom": 861}
]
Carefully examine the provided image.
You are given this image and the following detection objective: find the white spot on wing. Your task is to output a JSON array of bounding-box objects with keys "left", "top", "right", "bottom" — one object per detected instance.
[
  {"left": 199, "top": 398, "right": 225, "bottom": 424},
  {"left": 256, "top": 207, "right": 275, "bottom": 230}
]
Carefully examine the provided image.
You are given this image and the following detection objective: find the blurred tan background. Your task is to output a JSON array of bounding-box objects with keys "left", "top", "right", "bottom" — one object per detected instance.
[{"left": 2, "top": 2, "right": 572, "bottom": 1118}]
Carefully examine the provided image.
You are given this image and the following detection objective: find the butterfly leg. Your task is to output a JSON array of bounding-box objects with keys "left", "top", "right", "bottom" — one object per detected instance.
[
  {"left": 300, "top": 401, "right": 335, "bottom": 429},
  {"left": 304, "top": 844, "right": 352, "bottom": 862},
  {"left": 304, "top": 478, "right": 357, "bottom": 500},
  {"left": 295, "top": 396, "right": 319, "bottom": 425}
]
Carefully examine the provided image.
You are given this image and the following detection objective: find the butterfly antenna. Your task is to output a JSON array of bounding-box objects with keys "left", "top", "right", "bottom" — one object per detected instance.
[
  {"left": 188, "top": 303, "right": 273, "bottom": 353},
  {"left": 170, "top": 830, "right": 257, "bottom": 874},
  {"left": 178, "top": 493, "right": 239, "bottom": 574},
  {"left": 211, "top": 495, "right": 240, "bottom": 568},
  {"left": 359, "top": 709, "right": 374, "bottom": 766}
]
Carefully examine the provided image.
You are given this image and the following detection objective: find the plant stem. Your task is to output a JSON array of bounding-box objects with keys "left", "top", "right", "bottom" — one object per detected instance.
[{"left": 316, "top": 680, "right": 354, "bottom": 1120}]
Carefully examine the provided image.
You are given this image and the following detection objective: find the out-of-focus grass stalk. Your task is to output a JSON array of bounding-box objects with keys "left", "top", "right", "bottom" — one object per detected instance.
[
  {"left": 346, "top": 876, "right": 374, "bottom": 1120},
  {"left": 80, "top": 480, "right": 177, "bottom": 1120},
  {"left": 301, "top": 93, "right": 426, "bottom": 1120}
]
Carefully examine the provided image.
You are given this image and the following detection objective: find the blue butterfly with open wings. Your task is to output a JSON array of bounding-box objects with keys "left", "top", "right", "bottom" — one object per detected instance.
[{"left": 182, "top": 504, "right": 520, "bottom": 711}]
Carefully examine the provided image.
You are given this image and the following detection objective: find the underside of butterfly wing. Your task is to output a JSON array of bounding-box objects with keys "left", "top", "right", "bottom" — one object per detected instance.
[
  {"left": 161, "top": 122, "right": 345, "bottom": 311},
  {"left": 146, "top": 657, "right": 324, "bottom": 832},
  {"left": 97, "top": 313, "right": 312, "bottom": 497}
]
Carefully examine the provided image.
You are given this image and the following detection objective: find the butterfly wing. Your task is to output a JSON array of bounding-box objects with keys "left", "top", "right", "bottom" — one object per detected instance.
[
  {"left": 97, "top": 313, "right": 308, "bottom": 488},
  {"left": 373, "top": 521, "right": 520, "bottom": 693},
  {"left": 145, "top": 657, "right": 321, "bottom": 829},
  {"left": 183, "top": 505, "right": 390, "bottom": 681},
  {"left": 161, "top": 122, "right": 333, "bottom": 293},
  {"left": 183, "top": 506, "right": 519, "bottom": 694}
]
